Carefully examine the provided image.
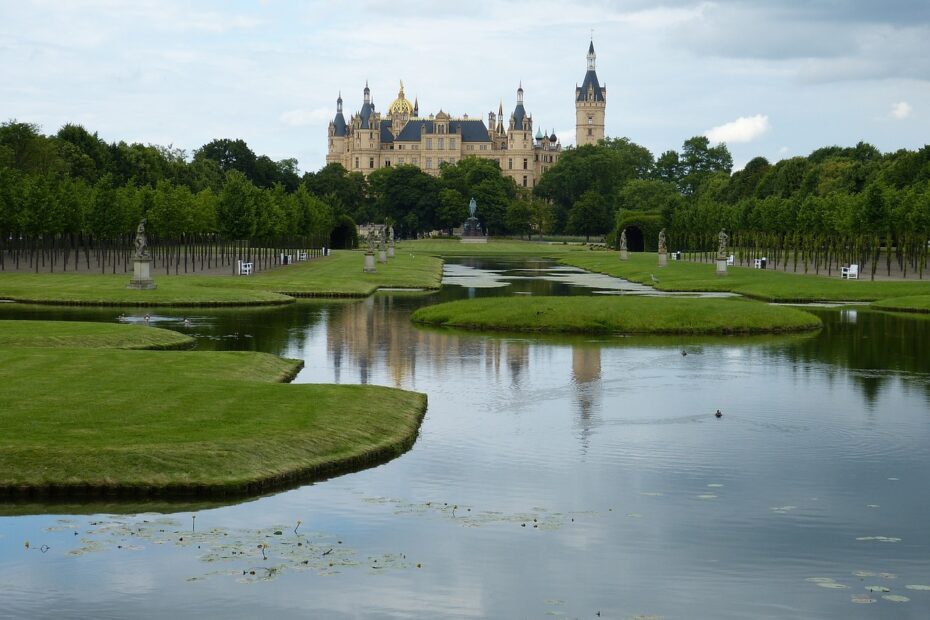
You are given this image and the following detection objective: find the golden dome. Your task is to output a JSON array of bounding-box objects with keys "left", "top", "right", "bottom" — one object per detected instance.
[{"left": 388, "top": 80, "right": 414, "bottom": 116}]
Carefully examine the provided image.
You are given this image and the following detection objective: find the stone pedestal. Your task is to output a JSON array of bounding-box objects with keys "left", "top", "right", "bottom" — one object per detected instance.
[
  {"left": 127, "top": 258, "right": 156, "bottom": 289},
  {"left": 387, "top": 245, "right": 395, "bottom": 258},
  {"left": 658, "top": 252, "right": 668, "bottom": 267},
  {"left": 619, "top": 249, "right": 628, "bottom": 261},
  {"left": 378, "top": 250, "right": 387, "bottom": 263},
  {"left": 716, "top": 259, "right": 728, "bottom": 276},
  {"left": 363, "top": 252, "right": 376, "bottom": 273}
]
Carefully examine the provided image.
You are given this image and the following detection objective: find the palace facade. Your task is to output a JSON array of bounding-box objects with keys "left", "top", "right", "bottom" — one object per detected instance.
[{"left": 326, "top": 42, "right": 607, "bottom": 189}]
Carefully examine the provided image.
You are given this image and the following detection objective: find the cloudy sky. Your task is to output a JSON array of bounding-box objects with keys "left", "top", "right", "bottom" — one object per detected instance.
[{"left": 2, "top": 0, "right": 929, "bottom": 172}]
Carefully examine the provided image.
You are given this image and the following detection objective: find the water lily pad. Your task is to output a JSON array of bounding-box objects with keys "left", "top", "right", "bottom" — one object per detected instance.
[
  {"left": 853, "top": 571, "right": 876, "bottom": 577},
  {"left": 905, "top": 585, "right": 930, "bottom": 591},
  {"left": 806, "top": 577, "right": 837, "bottom": 584},
  {"left": 850, "top": 595, "right": 876, "bottom": 604},
  {"left": 707, "top": 483, "right": 724, "bottom": 488},
  {"left": 697, "top": 494, "right": 717, "bottom": 500},
  {"left": 856, "top": 536, "right": 901, "bottom": 543},
  {"left": 882, "top": 594, "right": 909, "bottom": 602},
  {"left": 865, "top": 585, "right": 891, "bottom": 593}
]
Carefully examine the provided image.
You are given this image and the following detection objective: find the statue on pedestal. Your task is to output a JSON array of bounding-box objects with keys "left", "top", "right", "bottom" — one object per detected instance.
[
  {"left": 619, "top": 228, "right": 627, "bottom": 252},
  {"left": 658, "top": 228, "right": 667, "bottom": 254}
]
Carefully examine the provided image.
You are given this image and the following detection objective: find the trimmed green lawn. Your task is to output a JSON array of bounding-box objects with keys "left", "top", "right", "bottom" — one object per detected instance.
[
  {"left": 0, "top": 320, "right": 194, "bottom": 349},
  {"left": 0, "top": 250, "right": 443, "bottom": 306},
  {"left": 412, "top": 296, "right": 821, "bottom": 335},
  {"left": 560, "top": 252, "right": 930, "bottom": 302},
  {"left": 872, "top": 295, "right": 930, "bottom": 313},
  {"left": 0, "top": 349, "right": 426, "bottom": 496},
  {"left": 0, "top": 320, "right": 427, "bottom": 498}
]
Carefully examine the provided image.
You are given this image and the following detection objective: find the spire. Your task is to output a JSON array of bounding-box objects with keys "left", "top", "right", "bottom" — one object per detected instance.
[
  {"left": 363, "top": 80, "right": 370, "bottom": 104},
  {"left": 517, "top": 81, "right": 524, "bottom": 104},
  {"left": 497, "top": 101, "right": 505, "bottom": 135},
  {"left": 337, "top": 91, "right": 343, "bottom": 113},
  {"left": 587, "top": 40, "right": 596, "bottom": 71},
  {"left": 413, "top": 96, "right": 419, "bottom": 117}
]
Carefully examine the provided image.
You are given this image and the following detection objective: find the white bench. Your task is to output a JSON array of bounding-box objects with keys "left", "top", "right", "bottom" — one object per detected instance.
[
  {"left": 726, "top": 254, "right": 735, "bottom": 266},
  {"left": 238, "top": 260, "right": 253, "bottom": 276},
  {"left": 842, "top": 264, "right": 859, "bottom": 279},
  {"left": 753, "top": 257, "right": 768, "bottom": 269},
  {"left": 297, "top": 251, "right": 308, "bottom": 262}
]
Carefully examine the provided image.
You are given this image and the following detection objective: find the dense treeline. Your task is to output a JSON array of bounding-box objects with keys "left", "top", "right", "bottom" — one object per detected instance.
[
  {"left": 534, "top": 135, "right": 930, "bottom": 278},
  {"left": 0, "top": 121, "right": 334, "bottom": 273}
]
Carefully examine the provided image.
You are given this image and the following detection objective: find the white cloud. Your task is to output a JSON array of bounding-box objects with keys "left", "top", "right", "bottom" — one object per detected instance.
[
  {"left": 891, "top": 101, "right": 912, "bottom": 119},
  {"left": 705, "top": 114, "right": 771, "bottom": 144},
  {"left": 279, "top": 108, "right": 333, "bottom": 127}
]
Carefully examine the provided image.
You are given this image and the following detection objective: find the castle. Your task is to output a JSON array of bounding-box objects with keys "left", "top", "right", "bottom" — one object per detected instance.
[{"left": 326, "top": 42, "right": 606, "bottom": 189}]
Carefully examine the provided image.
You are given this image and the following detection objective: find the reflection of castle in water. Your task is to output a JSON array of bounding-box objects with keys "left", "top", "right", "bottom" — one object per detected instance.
[
  {"left": 571, "top": 345, "right": 602, "bottom": 448},
  {"left": 325, "top": 297, "right": 531, "bottom": 388}
]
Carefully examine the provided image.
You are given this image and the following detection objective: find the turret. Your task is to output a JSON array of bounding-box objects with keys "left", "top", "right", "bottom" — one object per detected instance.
[
  {"left": 327, "top": 92, "right": 348, "bottom": 164},
  {"left": 575, "top": 40, "right": 606, "bottom": 146}
]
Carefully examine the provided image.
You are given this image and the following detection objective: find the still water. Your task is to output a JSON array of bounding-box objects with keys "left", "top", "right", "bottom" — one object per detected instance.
[{"left": 2, "top": 258, "right": 930, "bottom": 619}]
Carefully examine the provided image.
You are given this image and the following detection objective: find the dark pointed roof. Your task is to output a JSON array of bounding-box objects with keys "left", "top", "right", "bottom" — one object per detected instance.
[
  {"left": 333, "top": 112, "right": 347, "bottom": 136},
  {"left": 359, "top": 102, "right": 375, "bottom": 129},
  {"left": 577, "top": 70, "right": 605, "bottom": 102},
  {"left": 512, "top": 103, "right": 527, "bottom": 129},
  {"left": 588, "top": 40, "right": 595, "bottom": 55}
]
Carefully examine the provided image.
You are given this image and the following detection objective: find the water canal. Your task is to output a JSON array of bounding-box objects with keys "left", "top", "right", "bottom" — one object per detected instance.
[{"left": 2, "top": 258, "right": 930, "bottom": 618}]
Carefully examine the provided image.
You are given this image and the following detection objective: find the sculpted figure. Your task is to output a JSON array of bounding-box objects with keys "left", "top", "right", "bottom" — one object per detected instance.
[
  {"left": 468, "top": 197, "right": 477, "bottom": 218},
  {"left": 619, "top": 228, "right": 627, "bottom": 251},
  {"left": 366, "top": 227, "right": 376, "bottom": 253},
  {"left": 658, "top": 228, "right": 667, "bottom": 254},
  {"left": 717, "top": 229, "right": 729, "bottom": 260},
  {"left": 134, "top": 218, "right": 149, "bottom": 259}
]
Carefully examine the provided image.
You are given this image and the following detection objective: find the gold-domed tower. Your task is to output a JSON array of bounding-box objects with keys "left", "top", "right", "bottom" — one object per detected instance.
[{"left": 388, "top": 80, "right": 415, "bottom": 135}]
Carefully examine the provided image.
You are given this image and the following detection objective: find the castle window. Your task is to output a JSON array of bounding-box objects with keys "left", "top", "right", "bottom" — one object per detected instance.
[
  {"left": 426, "top": 158, "right": 432, "bottom": 169},
  {"left": 438, "top": 138, "right": 444, "bottom": 150},
  {"left": 522, "top": 176, "right": 528, "bottom": 187},
  {"left": 450, "top": 138, "right": 456, "bottom": 149},
  {"left": 355, "top": 157, "right": 359, "bottom": 169},
  {"left": 385, "top": 160, "right": 391, "bottom": 167},
  {"left": 508, "top": 158, "right": 513, "bottom": 170},
  {"left": 523, "top": 158, "right": 528, "bottom": 170},
  {"left": 588, "top": 128, "right": 592, "bottom": 136},
  {"left": 369, "top": 157, "right": 374, "bottom": 168},
  {"left": 588, "top": 116, "right": 593, "bottom": 125},
  {"left": 426, "top": 138, "right": 432, "bottom": 149}
]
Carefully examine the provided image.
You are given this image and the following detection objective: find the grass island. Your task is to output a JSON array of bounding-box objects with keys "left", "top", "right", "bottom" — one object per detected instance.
[
  {"left": 0, "top": 321, "right": 427, "bottom": 499},
  {"left": 411, "top": 296, "right": 822, "bottom": 335}
]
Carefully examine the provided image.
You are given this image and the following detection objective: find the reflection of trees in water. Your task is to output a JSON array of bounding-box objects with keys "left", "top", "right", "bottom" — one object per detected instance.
[{"left": 776, "top": 309, "right": 930, "bottom": 404}]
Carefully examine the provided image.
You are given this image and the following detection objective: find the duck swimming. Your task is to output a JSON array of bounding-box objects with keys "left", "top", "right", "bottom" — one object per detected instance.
[{"left": 715, "top": 409, "right": 723, "bottom": 418}]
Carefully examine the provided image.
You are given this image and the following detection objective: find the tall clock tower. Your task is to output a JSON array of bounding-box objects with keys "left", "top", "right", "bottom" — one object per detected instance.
[{"left": 575, "top": 40, "right": 606, "bottom": 146}]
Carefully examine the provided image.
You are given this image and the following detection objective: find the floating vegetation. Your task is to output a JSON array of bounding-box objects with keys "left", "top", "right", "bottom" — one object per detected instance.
[
  {"left": 850, "top": 595, "right": 876, "bottom": 604},
  {"left": 770, "top": 505, "right": 797, "bottom": 514},
  {"left": 818, "top": 582, "right": 849, "bottom": 589},
  {"left": 856, "top": 536, "right": 902, "bottom": 543},
  {"left": 866, "top": 504, "right": 880, "bottom": 508},
  {"left": 905, "top": 585, "right": 930, "bottom": 591},
  {"left": 640, "top": 492, "right": 663, "bottom": 497},
  {"left": 706, "top": 483, "right": 724, "bottom": 488},
  {"left": 806, "top": 577, "right": 838, "bottom": 584},
  {"left": 50, "top": 515, "right": 421, "bottom": 583},
  {"left": 697, "top": 494, "right": 717, "bottom": 500},
  {"left": 362, "top": 496, "right": 593, "bottom": 531},
  {"left": 865, "top": 585, "right": 891, "bottom": 593},
  {"left": 853, "top": 571, "right": 876, "bottom": 577},
  {"left": 882, "top": 594, "right": 910, "bottom": 603}
]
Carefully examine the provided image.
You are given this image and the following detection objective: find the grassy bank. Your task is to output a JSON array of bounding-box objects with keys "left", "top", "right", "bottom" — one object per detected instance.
[
  {"left": 560, "top": 252, "right": 930, "bottom": 302},
  {"left": 872, "top": 295, "right": 930, "bottom": 314},
  {"left": 0, "top": 250, "right": 443, "bottom": 306},
  {"left": 0, "top": 320, "right": 195, "bottom": 349},
  {"left": 412, "top": 296, "right": 821, "bottom": 335},
  {"left": 0, "top": 322, "right": 427, "bottom": 498}
]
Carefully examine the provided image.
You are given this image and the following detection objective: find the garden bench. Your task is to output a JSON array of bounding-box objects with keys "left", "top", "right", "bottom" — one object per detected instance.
[
  {"left": 753, "top": 257, "right": 768, "bottom": 269},
  {"left": 726, "top": 254, "right": 735, "bottom": 265},
  {"left": 841, "top": 264, "right": 859, "bottom": 279},
  {"left": 238, "top": 261, "right": 253, "bottom": 276}
]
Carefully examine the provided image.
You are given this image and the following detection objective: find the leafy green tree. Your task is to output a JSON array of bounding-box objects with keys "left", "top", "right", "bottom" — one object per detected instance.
[
  {"left": 679, "top": 136, "right": 733, "bottom": 195},
  {"left": 568, "top": 190, "right": 612, "bottom": 241},
  {"left": 505, "top": 199, "right": 535, "bottom": 239},
  {"left": 217, "top": 171, "right": 258, "bottom": 239},
  {"left": 437, "top": 188, "right": 467, "bottom": 234}
]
